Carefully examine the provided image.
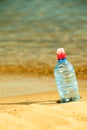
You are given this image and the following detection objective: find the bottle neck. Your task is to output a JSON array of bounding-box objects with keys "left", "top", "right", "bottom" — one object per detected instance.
[{"left": 58, "top": 58, "right": 67, "bottom": 63}]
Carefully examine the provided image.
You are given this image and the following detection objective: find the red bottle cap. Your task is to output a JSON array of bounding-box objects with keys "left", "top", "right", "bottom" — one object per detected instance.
[{"left": 57, "top": 48, "right": 66, "bottom": 60}]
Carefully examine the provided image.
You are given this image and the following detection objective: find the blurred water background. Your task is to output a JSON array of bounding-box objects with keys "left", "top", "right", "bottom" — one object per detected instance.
[{"left": 0, "top": 0, "right": 87, "bottom": 79}]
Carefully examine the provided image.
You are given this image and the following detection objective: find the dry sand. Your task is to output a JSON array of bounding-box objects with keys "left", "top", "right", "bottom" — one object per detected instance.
[{"left": 0, "top": 75, "right": 87, "bottom": 130}]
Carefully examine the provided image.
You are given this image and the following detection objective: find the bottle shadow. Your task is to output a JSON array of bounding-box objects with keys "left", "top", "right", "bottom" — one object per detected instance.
[
  {"left": 0, "top": 97, "right": 80, "bottom": 105},
  {"left": 0, "top": 100, "right": 61, "bottom": 105}
]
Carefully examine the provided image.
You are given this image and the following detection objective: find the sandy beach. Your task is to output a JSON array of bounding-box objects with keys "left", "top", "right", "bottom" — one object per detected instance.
[
  {"left": 0, "top": 0, "right": 87, "bottom": 129},
  {"left": 0, "top": 75, "right": 87, "bottom": 130},
  {"left": 0, "top": 42, "right": 86, "bottom": 130}
]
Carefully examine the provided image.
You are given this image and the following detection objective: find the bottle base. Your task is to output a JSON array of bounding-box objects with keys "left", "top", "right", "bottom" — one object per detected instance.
[{"left": 60, "top": 95, "right": 80, "bottom": 103}]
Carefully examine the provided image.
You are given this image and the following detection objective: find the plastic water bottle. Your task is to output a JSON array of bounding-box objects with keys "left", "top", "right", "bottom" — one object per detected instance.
[{"left": 54, "top": 48, "right": 80, "bottom": 103}]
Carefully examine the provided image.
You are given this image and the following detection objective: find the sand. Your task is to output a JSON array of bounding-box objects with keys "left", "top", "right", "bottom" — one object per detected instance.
[{"left": 0, "top": 75, "right": 87, "bottom": 130}]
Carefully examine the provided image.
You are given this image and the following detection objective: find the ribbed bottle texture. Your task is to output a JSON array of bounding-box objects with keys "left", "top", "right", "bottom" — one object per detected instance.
[{"left": 54, "top": 48, "right": 80, "bottom": 103}]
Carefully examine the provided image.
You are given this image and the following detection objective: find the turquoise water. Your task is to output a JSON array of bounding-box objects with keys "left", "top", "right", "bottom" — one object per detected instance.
[
  {"left": 0, "top": 0, "right": 87, "bottom": 66},
  {"left": 0, "top": 0, "right": 87, "bottom": 41}
]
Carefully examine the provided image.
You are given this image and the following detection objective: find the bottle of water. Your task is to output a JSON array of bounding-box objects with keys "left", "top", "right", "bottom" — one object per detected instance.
[{"left": 54, "top": 48, "right": 80, "bottom": 103}]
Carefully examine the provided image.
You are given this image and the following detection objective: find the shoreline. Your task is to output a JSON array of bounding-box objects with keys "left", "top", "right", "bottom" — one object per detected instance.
[{"left": 0, "top": 64, "right": 87, "bottom": 79}]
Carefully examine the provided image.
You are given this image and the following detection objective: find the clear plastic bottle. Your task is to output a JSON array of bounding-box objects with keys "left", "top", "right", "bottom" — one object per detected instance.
[{"left": 54, "top": 48, "right": 80, "bottom": 103}]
